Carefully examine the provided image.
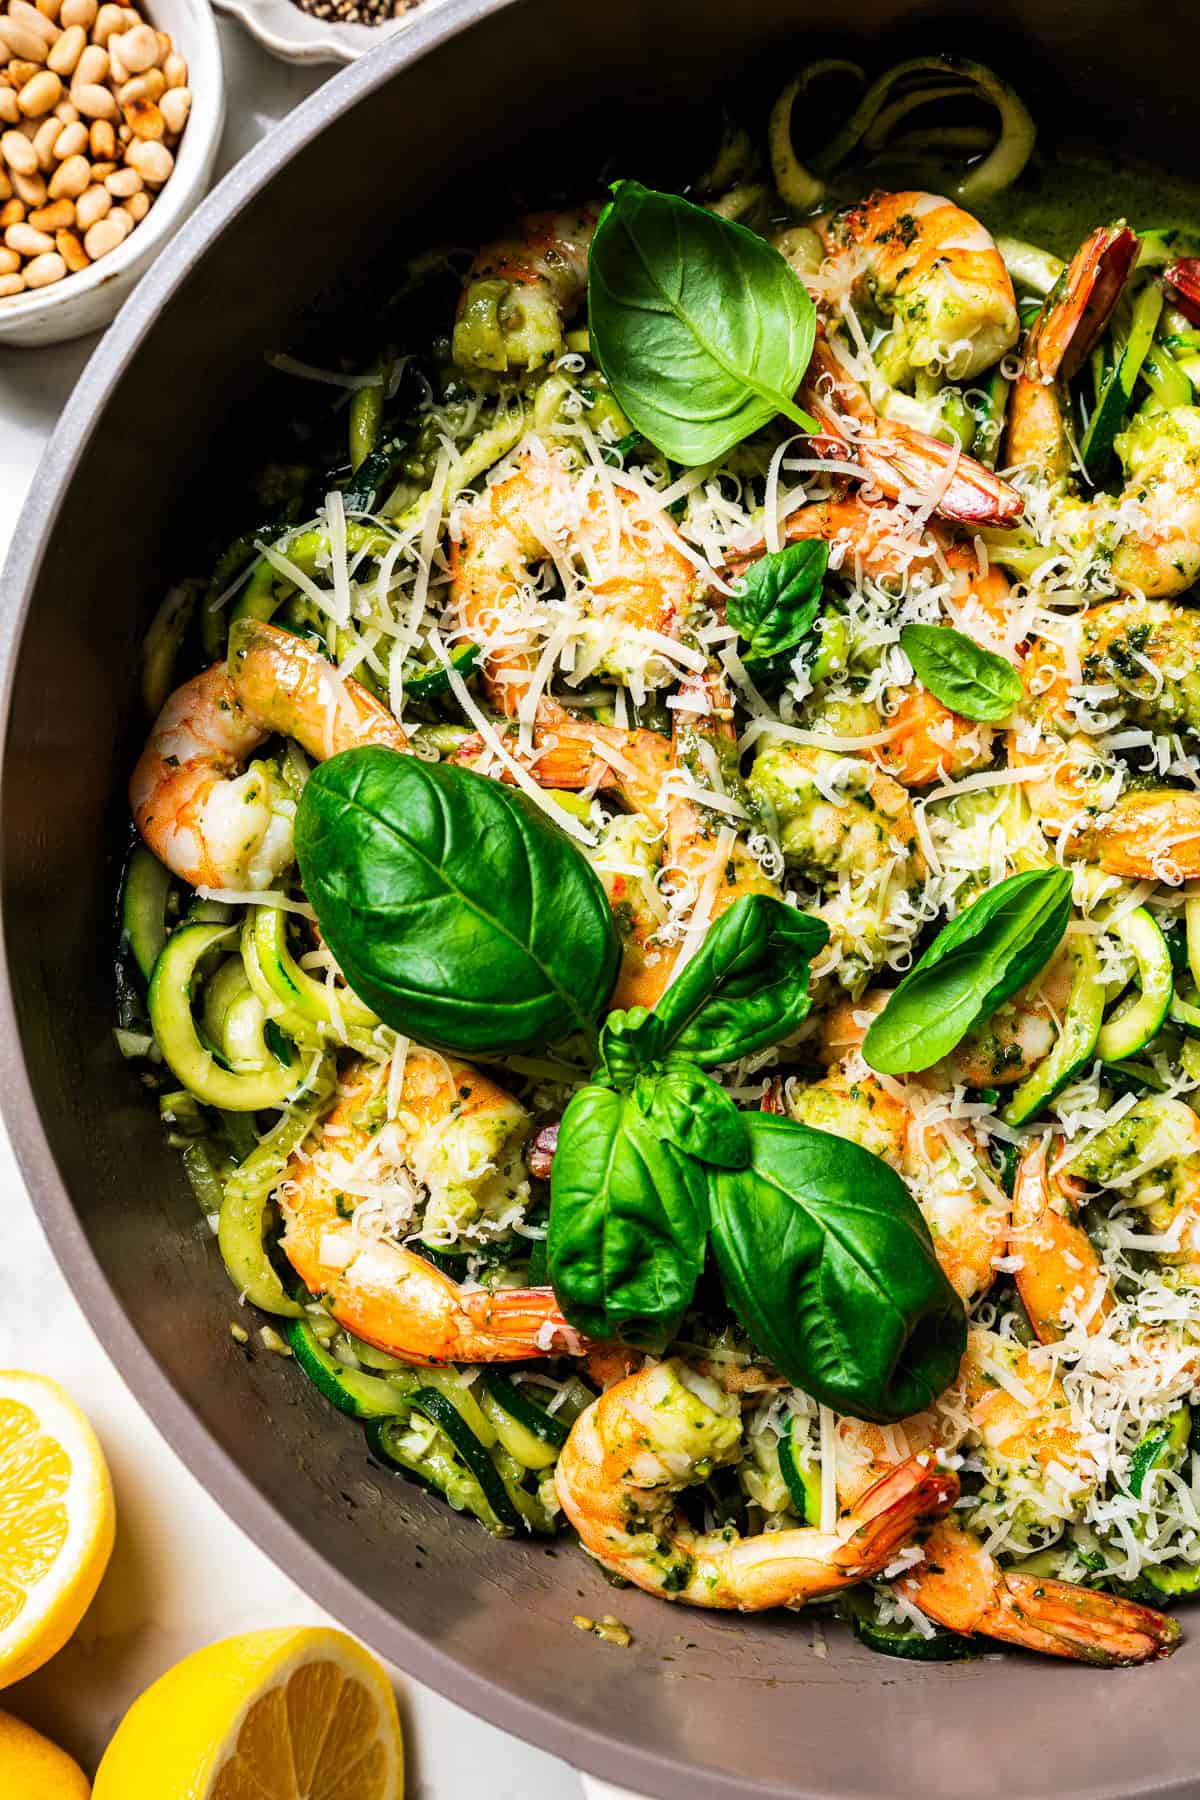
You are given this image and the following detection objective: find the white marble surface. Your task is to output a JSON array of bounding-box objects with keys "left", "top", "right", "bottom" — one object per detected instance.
[{"left": 0, "top": 17, "right": 621, "bottom": 1796}]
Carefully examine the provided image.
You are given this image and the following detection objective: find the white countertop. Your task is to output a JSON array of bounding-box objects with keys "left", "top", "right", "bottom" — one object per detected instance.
[{"left": 0, "top": 18, "right": 620, "bottom": 1797}]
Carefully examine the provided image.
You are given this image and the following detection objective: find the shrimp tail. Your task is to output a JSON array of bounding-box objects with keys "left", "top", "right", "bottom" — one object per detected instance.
[{"left": 1027, "top": 223, "right": 1138, "bottom": 383}]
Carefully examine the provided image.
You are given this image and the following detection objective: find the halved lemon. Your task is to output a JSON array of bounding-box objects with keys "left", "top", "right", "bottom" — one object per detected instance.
[
  {"left": 93, "top": 1627, "right": 404, "bottom": 1800},
  {"left": 0, "top": 1370, "right": 115, "bottom": 1690},
  {"left": 0, "top": 1708, "right": 91, "bottom": 1798}
]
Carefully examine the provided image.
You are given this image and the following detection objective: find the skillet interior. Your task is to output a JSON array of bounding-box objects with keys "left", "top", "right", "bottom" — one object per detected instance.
[{"left": 2, "top": 2, "right": 1199, "bottom": 1794}]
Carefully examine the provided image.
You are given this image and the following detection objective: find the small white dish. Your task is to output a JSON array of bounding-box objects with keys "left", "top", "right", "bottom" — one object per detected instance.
[
  {"left": 214, "top": 0, "right": 446, "bottom": 66},
  {"left": 0, "top": 0, "right": 224, "bottom": 348}
]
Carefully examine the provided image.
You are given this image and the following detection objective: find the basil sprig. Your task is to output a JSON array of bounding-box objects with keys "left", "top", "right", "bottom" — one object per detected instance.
[
  {"left": 899, "top": 623, "right": 1023, "bottom": 723},
  {"left": 588, "top": 180, "right": 818, "bottom": 464},
  {"left": 864, "top": 867, "right": 1073, "bottom": 1075},
  {"left": 728, "top": 540, "right": 829, "bottom": 671},
  {"left": 709, "top": 1116, "right": 966, "bottom": 1422},
  {"left": 295, "top": 748, "right": 620, "bottom": 1054}
]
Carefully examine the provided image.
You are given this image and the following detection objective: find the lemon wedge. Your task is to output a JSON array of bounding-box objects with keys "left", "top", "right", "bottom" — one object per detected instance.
[
  {"left": 0, "top": 1370, "right": 115, "bottom": 1690},
  {"left": 93, "top": 1627, "right": 403, "bottom": 1800},
  {"left": 0, "top": 1708, "right": 91, "bottom": 1797}
]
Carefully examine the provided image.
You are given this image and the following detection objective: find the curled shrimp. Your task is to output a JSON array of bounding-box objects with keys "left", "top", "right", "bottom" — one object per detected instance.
[
  {"left": 280, "top": 1053, "right": 582, "bottom": 1365},
  {"left": 1005, "top": 223, "right": 1200, "bottom": 598},
  {"left": 130, "top": 619, "right": 407, "bottom": 890},
  {"left": 452, "top": 201, "right": 600, "bottom": 373},
  {"left": 554, "top": 1357, "right": 956, "bottom": 1609},
  {"left": 1009, "top": 1140, "right": 1114, "bottom": 1344},
  {"left": 450, "top": 444, "right": 697, "bottom": 714}
]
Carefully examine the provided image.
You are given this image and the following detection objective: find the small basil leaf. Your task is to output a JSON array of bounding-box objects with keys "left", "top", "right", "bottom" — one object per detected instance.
[
  {"left": 728, "top": 540, "right": 829, "bottom": 666},
  {"left": 709, "top": 1115, "right": 966, "bottom": 1422},
  {"left": 548, "top": 1084, "right": 708, "bottom": 1348},
  {"left": 598, "top": 1006, "right": 666, "bottom": 1089},
  {"left": 633, "top": 1063, "right": 749, "bottom": 1169},
  {"left": 863, "top": 867, "right": 1072, "bottom": 1076},
  {"left": 899, "top": 623, "right": 1023, "bottom": 723},
  {"left": 295, "top": 748, "right": 620, "bottom": 1054},
  {"left": 655, "top": 893, "right": 830, "bottom": 1066},
  {"left": 588, "top": 180, "right": 819, "bottom": 465}
]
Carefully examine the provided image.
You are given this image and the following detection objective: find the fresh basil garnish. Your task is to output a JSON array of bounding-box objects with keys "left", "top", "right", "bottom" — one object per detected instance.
[
  {"left": 633, "top": 1061, "right": 749, "bottom": 1170},
  {"left": 295, "top": 747, "right": 620, "bottom": 1054},
  {"left": 709, "top": 1115, "right": 966, "bottom": 1421},
  {"left": 547, "top": 1084, "right": 710, "bottom": 1349},
  {"left": 899, "top": 623, "right": 1023, "bottom": 722},
  {"left": 863, "top": 867, "right": 1073, "bottom": 1076},
  {"left": 654, "top": 894, "right": 830, "bottom": 1066},
  {"left": 728, "top": 540, "right": 829, "bottom": 669},
  {"left": 588, "top": 180, "right": 819, "bottom": 464}
]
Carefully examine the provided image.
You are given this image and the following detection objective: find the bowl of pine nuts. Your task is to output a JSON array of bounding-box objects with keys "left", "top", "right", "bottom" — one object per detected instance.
[{"left": 0, "top": 0, "right": 222, "bottom": 344}]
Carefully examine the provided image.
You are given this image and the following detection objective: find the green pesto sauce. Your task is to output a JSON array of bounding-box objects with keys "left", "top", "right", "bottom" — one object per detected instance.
[{"left": 975, "top": 148, "right": 1200, "bottom": 256}]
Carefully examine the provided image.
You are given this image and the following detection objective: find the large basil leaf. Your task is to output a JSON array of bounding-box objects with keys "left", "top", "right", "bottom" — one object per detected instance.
[
  {"left": 655, "top": 894, "right": 829, "bottom": 1066},
  {"left": 863, "top": 867, "right": 1072, "bottom": 1076},
  {"left": 588, "top": 181, "right": 819, "bottom": 464},
  {"left": 633, "top": 1061, "right": 748, "bottom": 1169},
  {"left": 899, "top": 623, "right": 1023, "bottom": 723},
  {"left": 548, "top": 1084, "right": 709, "bottom": 1347},
  {"left": 295, "top": 747, "right": 620, "bottom": 1054},
  {"left": 709, "top": 1115, "right": 966, "bottom": 1422},
  {"left": 728, "top": 540, "right": 828, "bottom": 667}
]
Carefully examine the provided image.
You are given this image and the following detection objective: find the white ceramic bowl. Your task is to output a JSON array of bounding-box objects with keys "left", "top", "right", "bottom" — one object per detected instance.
[
  {"left": 0, "top": 0, "right": 224, "bottom": 347},
  {"left": 214, "top": 0, "right": 448, "bottom": 65}
]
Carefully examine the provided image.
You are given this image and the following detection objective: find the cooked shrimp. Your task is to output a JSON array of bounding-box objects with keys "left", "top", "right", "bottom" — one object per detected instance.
[
  {"left": 811, "top": 190, "right": 1020, "bottom": 387},
  {"left": 450, "top": 445, "right": 696, "bottom": 713},
  {"left": 1009, "top": 1139, "right": 1114, "bottom": 1343},
  {"left": 897, "top": 1516, "right": 1180, "bottom": 1664},
  {"left": 452, "top": 201, "right": 600, "bottom": 373},
  {"left": 1006, "top": 223, "right": 1200, "bottom": 598},
  {"left": 280, "top": 1053, "right": 582, "bottom": 1364},
  {"left": 800, "top": 333, "right": 1024, "bottom": 526},
  {"left": 554, "top": 1357, "right": 956, "bottom": 1609},
  {"left": 130, "top": 619, "right": 407, "bottom": 889}
]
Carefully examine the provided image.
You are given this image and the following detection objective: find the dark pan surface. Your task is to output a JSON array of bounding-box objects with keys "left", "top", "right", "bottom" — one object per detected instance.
[{"left": 3, "top": 2, "right": 1199, "bottom": 1794}]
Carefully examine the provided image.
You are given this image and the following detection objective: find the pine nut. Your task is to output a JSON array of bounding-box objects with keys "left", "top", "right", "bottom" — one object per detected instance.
[
  {"left": 5, "top": 58, "right": 42, "bottom": 85},
  {"left": 91, "top": 2, "right": 125, "bottom": 43},
  {"left": 28, "top": 196, "right": 73, "bottom": 229},
  {"left": 12, "top": 167, "right": 46, "bottom": 205},
  {"left": 0, "top": 169, "right": 10, "bottom": 200},
  {"left": 0, "top": 89, "right": 19, "bottom": 127},
  {"left": 107, "top": 41, "right": 128, "bottom": 83},
  {"left": 32, "top": 116, "right": 62, "bottom": 166},
  {"left": 73, "top": 179, "right": 108, "bottom": 227},
  {"left": 0, "top": 127, "right": 38, "bottom": 174},
  {"left": 87, "top": 156, "right": 113, "bottom": 178},
  {"left": 72, "top": 41, "right": 107, "bottom": 85},
  {"left": 118, "top": 67, "right": 162, "bottom": 104},
  {"left": 125, "top": 134, "right": 169, "bottom": 183},
  {"left": 47, "top": 21, "right": 85, "bottom": 75},
  {"left": 123, "top": 93, "right": 160, "bottom": 139},
  {"left": 6, "top": 220, "right": 53, "bottom": 254},
  {"left": 158, "top": 83, "right": 188, "bottom": 134},
  {"left": 0, "top": 245, "right": 19, "bottom": 272},
  {"left": 161, "top": 50, "right": 185, "bottom": 88},
  {"left": 87, "top": 114, "right": 113, "bottom": 157},
  {"left": 58, "top": 0, "right": 97, "bottom": 26},
  {"left": 53, "top": 97, "right": 78, "bottom": 122},
  {"left": 23, "top": 247, "right": 65, "bottom": 284},
  {"left": 53, "top": 118, "right": 86, "bottom": 157},
  {"left": 37, "top": 0, "right": 64, "bottom": 19},
  {"left": 11, "top": 2, "right": 60, "bottom": 45},
  {"left": 47, "top": 149, "right": 87, "bottom": 195},
  {"left": 119, "top": 21, "right": 157, "bottom": 69},
  {"left": 82, "top": 210, "right": 122, "bottom": 257},
  {"left": 0, "top": 198, "right": 25, "bottom": 226},
  {"left": 106, "top": 199, "right": 129, "bottom": 233},
  {"left": 72, "top": 81, "right": 114, "bottom": 119},
  {"left": 0, "top": 20, "right": 47, "bottom": 61},
  {"left": 0, "top": 271, "right": 27, "bottom": 294},
  {"left": 55, "top": 223, "right": 87, "bottom": 267},
  {"left": 123, "top": 183, "right": 146, "bottom": 220},
  {"left": 103, "top": 161, "right": 137, "bottom": 194},
  {"left": 18, "top": 68, "right": 61, "bottom": 116}
]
